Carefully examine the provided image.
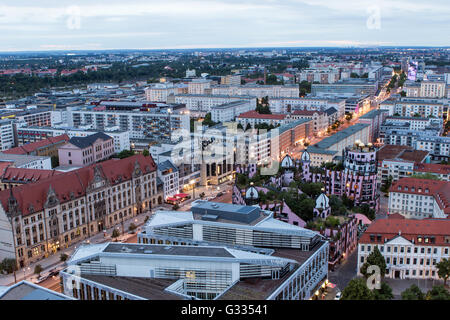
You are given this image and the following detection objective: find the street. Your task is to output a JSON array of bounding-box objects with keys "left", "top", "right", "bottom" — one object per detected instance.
[{"left": 328, "top": 249, "right": 358, "bottom": 295}]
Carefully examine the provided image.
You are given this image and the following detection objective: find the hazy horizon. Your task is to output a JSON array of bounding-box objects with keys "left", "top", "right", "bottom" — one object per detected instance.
[{"left": 0, "top": 0, "right": 449, "bottom": 52}]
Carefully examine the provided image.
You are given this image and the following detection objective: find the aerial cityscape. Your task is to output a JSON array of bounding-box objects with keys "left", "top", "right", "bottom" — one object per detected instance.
[{"left": 0, "top": 0, "right": 449, "bottom": 308}]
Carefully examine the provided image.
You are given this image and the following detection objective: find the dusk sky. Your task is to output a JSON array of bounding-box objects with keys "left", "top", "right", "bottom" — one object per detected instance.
[{"left": 1, "top": 0, "right": 449, "bottom": 52}]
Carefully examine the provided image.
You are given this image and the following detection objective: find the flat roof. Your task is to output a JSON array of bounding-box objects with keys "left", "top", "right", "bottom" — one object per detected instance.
[
  {"left": 310, "top": 123, "right": 370, "bottom": 150},
  {"left": 103, "top": 243, "right": 235, "bottom": 258},
  {"left": 219, "top": 240, "right": 326, "bottom": 300},
  {"left": 80, "top": 275, "right": 181, "bottom": 300}
]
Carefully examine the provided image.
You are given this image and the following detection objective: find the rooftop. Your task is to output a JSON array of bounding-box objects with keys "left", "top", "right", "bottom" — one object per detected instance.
[
  {"left": 80, "top": 275, "right": 181, "bottom": 300},
  {"left": 237, "top": 110, "right": 287, "bottom": 120},
  {"left": 3, "top": 134, "right": 69, "bottom": 155},
  {"left": 311, "top": 123, "right": 370, "bottom": 151},
  {"left": 0, "top": 281, "right": 72, "bottom": 300}
]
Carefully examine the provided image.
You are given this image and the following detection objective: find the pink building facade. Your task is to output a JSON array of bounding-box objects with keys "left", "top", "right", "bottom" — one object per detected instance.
[{"left": 58, "top": 132, "right": 114, "bottom": 167}]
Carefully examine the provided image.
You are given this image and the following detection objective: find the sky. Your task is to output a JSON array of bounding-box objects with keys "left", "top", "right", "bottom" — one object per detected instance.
[{"left": 0, "top": 0, "right": 449, "bottom": 52}]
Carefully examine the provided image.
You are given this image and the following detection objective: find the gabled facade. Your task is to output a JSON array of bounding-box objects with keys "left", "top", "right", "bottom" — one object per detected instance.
[{"left": 0, "top": 155, "right": 158, "bottom": 268}]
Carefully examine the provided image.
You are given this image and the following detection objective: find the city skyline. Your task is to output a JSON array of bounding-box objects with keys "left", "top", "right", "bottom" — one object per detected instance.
[{"left": 0, "top": 0, "right": 449, "bottom": 52}]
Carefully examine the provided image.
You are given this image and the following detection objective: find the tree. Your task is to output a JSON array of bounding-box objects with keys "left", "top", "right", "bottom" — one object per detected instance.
[
  {"left": 60, "top": 253, "right": 68, "bottom": 262},
  {"left": 426, "top": 285, "right": 450, "bottom": 300},
  {"left": 400, "top": 91, "right": 406, "bottom": 97},
  {"left": 360, "top": 246, "right": 386, "bottom": 278},
  {"left": 111, "top": 229, "right": 120, "bottom": 239},
  {"left": 51, "top": 155, "right": 59, "bottom": 168},
  {"left": 401, "top": 284, "right": 425, "bottom": 300},
  {"left": 299, "top": 182, "right": 324, "bottom": 198},
  {"left": 381, "top": 175, "right": 393, "bottom": 193},
  {"left": 436, "top": 258, "right": 450, "bottom": 286},
  {"left": 245, "top": 123, "right": 252, "bottom": 131},
  {"left": 0, "top": 258, "right": 17, "bottom": 274},
  {"left": 202, "top": 112, "right": 217, "bottom": 127},
  {"left": 142, "top": 149, "right": 150, "bottom": 157},
  {"left": 172, "top": 204, "right": 180, "bottom": 210},
  {"left": 372, "top": 282, "right": 394, "bottom": 300},
  {"left": 199, "top": 192, "right": 205, "bottom": 199},
  {"left": 128, "top": 223, "right": 137, "bottom": 232},
  {"left": 34, "top": 264, "right": 43, "bottom": 276},
  {"left": 117, "top": 149, "right": 135, "bottom": 159},
  {"left": 341, "top": 278, "right": 374, "bottom": 300},
  {"left": 144, "top": 215, "right": 150, "bottom": 223}
]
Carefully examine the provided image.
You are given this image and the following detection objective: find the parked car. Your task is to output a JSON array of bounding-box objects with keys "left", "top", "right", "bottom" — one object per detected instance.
[
  {"left": 216, "top": 192, "right": 224, "bottom": 197},
  {"left": 334, "top": 291, "right": 342, "bottom": 300}
]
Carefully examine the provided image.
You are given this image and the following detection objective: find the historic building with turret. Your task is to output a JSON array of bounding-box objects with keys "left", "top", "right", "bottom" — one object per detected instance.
[{"left": 0, "top": 155, "right": 158, "bottom": 268}]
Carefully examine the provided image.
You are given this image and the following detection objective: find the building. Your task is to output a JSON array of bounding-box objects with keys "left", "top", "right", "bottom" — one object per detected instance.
[
  {"left": 358, "top": 215, "right": 450, "bottom": 280},
  {"left": 188, "top": 79, "right": 212, "bottom": 95},
  {"left": 211, "top": 100, "right": 254, "bottom": 123},
  {"left": 157, "top": 160, "right": 180, "bottom": 200},
  {"left": 172, "top": 94, "right": 257, "bottom": 113},
  {"left": 210, "top": 84, "right": 299, "bottom": 98},
  {"left": 289, "top": 110, "right": 329, "bottom": 135},
  {"left": 297, "top": 68, "right": 340, "bottom": 84},
  {"left": 0, "top": 153, "right": 51, "bottom": 170},
  {"left": 376, "top": 145, "right": 429, "bottom": 186},
  {"left": 4, "top": 134, "right": 69, "bottom": 158},
  {"left": 307, "top": 123, "right": 371, "bottom": 166},
  {"left": 133, "top": 201, "right": 329, "bottom": 300},
  {"left": 15, "top": 127, "right": 129, "bottom": 154},
  {"left": 413, "top": 163, "right": 450, "bottom": 181},
  {"left": 0, "top": 280, "right": 72, "bottom": 300},
  {"left": 341, "top": 144, "right": 379, "bottom": 209},
  {"left": 220, "top": 74, "right": 242, "bottom": 85},
  {"left": 415, "top": 136, "right": 450, "bottom": 161},
  {"left": 68, "top": 104, "right": 189, "bottom": 143},
  {"left": 58, "top": 133, "right": 115, "bottom": 167},
  {"left": 311, "top": 79, "right": 378, "bottom": 98},
  {"left": 357, "top": 109, "right": 389, "bottom": 142},
  {"left": 302, "top": 143, "right": 379, "bottom": 210},
  {"left": 145, "top": 82, "right": 187, "bottom": 102},
  {"left": 388, "top": 178, "right": 450, "bottom": 219},
  {"left": 0, "top": 154, "right": 158, "bottom": 268},
  {"left": 392, "top": 97, "right": 446, "bottom": 118},
  {"left": 0, "top": 120, "right": 15, "bottom": 151},
  {"left": 236, "top": 111, "right": 288, "bottom": 129},
  {"left": 0, "top": 167, "right": 60, "bottom": 191},
  {"left": 405, "top": 81, "right": 447, "bottom": 98},
  {"left": 269, "top": 97, "right": 346, "bottom": 119}
]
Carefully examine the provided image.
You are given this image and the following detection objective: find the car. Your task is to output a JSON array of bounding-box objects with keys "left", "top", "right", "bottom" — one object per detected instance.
[
  {"left": 334, "top": 291, "right": 342, "bottom": 300},
  {"left": 216, "top": 192, "right": 224, "bottom": 197}
]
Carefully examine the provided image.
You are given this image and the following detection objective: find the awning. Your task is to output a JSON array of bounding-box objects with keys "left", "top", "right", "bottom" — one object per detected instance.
[
  {"left": 166, "top": 197, "right": 178, "bottom": 201},
  {"left": 174, "top": 193, "right": 189, "bottom": 198}
]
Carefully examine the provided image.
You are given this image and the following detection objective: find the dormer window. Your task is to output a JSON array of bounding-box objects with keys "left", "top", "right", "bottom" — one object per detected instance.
[
  {"left": 418, "top": 236, "right": 422, "bottom": 243},
  {"left": 411, "top": 187, "right": 415, "bottom": 192},
  {"left": 405, "top": 187, "right": 408, "bottom": 191},
  {"left": 425, "top": 188, "right": 429, "bottom": 193}
]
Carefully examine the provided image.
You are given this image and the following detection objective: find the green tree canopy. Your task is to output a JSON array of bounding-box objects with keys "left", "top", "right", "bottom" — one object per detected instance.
[
  {"left": 341, "top": 278, "right": 374, "bottom": 300},
  {"left": 360, "top": 246, "right": 386, "bottom": 278},
  {"left": 372, "top": 282, "right": 394, "bottom": 300},
  {"left": 401, "top": 284, "right": 425, "bottom": 300},
  {"left": 436, "top": 258, "right": 450, "bottom": 286},
  {"left": 117, "top": 149, "right": 135, "bottom": 159},
  {"left": 426, "top": 285, "right": 450, "bottom": 300}
]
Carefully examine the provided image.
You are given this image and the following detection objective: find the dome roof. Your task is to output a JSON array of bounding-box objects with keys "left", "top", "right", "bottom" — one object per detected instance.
[
  {"left": 315, "top": 193, "right": 330, "bottom": 209},
  {"left": 245, "top": 184, "right": 259, "bottom": 200},
  {"left": 301, "top": 149, "right": 310, "bottom": 162},
  {"left": 281, "top": 155, "right": 294, "bottom": 168}
]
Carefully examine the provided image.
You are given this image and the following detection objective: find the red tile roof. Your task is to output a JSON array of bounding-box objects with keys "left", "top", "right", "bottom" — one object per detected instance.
[
  {"left": 1, "top": 167, "right": 60, "bottom": 183},
  {"left": 0, "top": 155, "right": 157, "bottom": 217},
  {"left": 359, "top": 217, "right": 450, "bottom": 246},
  {"left": 237, "top": 110, "right": 287, "bottom": 120},
  {"left": 291, "top": 110, "right": 325, "bottom": 116},
  {"left": 414, "top": 163, "right": 450, "bottom": 175},
  {"left": 390, "top": 177, "right": 450, "bottom": 214},
  {"left": 4, "top": 135, "right": 70, "bottom": 155}
]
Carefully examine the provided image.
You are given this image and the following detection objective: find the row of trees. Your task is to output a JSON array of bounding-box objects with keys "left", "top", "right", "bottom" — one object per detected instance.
[{"left": 341, "top": 247, "right": 450, "bottom": 300}]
